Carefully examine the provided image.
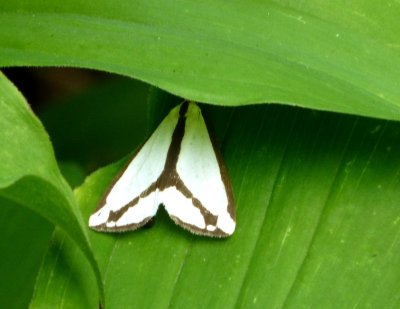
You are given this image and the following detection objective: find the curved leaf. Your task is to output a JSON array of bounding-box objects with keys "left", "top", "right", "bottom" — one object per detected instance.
[
  {"left": 0, "top": 72, "right": 103, "bottom": 303},
  {"left": 1, "top": 1, "right": 400, "bottom": 120}
]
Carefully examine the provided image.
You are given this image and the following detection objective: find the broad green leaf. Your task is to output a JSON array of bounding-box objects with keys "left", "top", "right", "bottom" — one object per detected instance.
[
  {"left": 0, "top": 198, "right": 53, "bottom": 309},
  {"left": 29, "top": 228, "right": 98, "bottom": 309},
  {"left": 0, "top": 72, "right": 103, "bottom": 302},
  {"left": 1, "top": 1, "right": 400, "bottom": 120},
  {"left": 32, "top": 102, "right": 400, "bottom": 308}
]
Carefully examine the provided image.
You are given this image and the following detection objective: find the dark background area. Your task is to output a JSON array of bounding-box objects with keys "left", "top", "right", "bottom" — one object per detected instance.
[
  {"left": 3, "top": 67, "right": 113, "bottom": 112},
  {"left": 3, "top": 68, "right": 150, "bottom": 177}
]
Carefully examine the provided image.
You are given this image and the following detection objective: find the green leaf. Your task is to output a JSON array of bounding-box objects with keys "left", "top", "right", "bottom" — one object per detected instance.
[
  {"left": 29, "top": 228, "right": 98, "bottom": 309},
  {"left": 0, "top": 198, "right": 53, "bottom": 309},
  {"left": 0, "top": 72, "right": 103, "bottom": 303},
  {"left": 32, "top": 102, "right": 400, "bottom": 308},
  {"left": 1, "top": 1, "right": 400, "bottom": 120}
]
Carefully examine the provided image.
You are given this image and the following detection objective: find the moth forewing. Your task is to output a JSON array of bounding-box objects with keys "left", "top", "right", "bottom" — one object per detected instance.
[
  {"left": 88, "top": 106, "right": 179, "bottom": 231},
  {"left": 171, "top": 103, "right": 235, "bottom": 236}
]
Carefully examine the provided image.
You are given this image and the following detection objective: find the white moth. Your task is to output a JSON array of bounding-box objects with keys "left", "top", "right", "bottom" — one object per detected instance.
[{"left": 89, "top": 101, "right": 236, "bottom": 237}]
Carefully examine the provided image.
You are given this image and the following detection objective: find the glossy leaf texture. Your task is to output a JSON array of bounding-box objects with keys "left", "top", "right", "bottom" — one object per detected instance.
[
  {"left": 31, "top": 90, "right": 400, "bottom": 308},
  {"left": 0, "top": 1, "right": 400, "bottom": 120}
]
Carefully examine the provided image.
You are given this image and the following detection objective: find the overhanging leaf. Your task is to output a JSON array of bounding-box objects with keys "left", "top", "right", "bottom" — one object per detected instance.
[{"left": 1, "top": 1, "right": 400, "bottom": 120}]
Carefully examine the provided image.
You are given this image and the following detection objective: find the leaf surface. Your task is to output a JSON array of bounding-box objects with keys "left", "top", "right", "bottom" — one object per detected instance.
[
  {"left": 1, "top": 1, "right": 400, "bottom": 120},
  {"left": 32, "top": 96, "right": 400, "bottom": 308},
  {"left": 0, "top": 72, "right": 103, "bottom": 303},
  {"left": 0, "top": 198, "right": 53, "bottom": 309}
]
